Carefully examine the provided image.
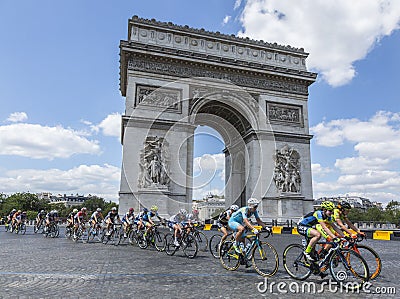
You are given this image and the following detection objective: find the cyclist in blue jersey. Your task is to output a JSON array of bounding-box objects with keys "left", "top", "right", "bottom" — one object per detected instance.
[
  {"left": 141, "top": 205, "right": 162, "bottom": 238},
  {"left": 228, "top": 198, "right": 268, "bottom": 253},
  {"left": 297, "top": 201, "right": 345, "bottom": 262}
]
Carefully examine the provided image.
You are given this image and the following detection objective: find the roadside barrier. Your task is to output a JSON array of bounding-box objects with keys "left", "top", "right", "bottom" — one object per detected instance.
[{"left": 203, "top": 224, "right": 399, "bottom": 241}]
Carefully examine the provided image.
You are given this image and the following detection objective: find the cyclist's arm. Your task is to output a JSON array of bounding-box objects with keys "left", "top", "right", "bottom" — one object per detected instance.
[
  {"left": 335, "top": 217, "right": 353, "bottom": 235},
  {"left": 343, "top": 218, "right": 360, "bottom": 233}
]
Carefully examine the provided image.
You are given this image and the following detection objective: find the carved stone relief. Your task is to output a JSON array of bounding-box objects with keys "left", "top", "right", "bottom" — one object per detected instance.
[
  {"left": 273, "top": 145, "right": 301, "bottom": 193},
  {"left": 138, "top": 136, "right": 170, "bottom": 188},
  {"left": 267, "top": 101, "right": 303, "bottom": 126},
  {"left": 135, "top": 85, "right": 182, "bottom": 112}
]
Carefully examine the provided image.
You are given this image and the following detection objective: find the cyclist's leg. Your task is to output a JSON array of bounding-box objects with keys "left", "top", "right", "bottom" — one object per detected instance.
[{"left": 220, "top": 226, "right": 228, "bottom": 243}]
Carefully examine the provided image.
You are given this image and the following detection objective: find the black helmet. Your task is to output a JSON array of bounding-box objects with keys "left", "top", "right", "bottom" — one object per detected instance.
[{"left": 337, "top": 201, "right": 351, "bottom": 210}]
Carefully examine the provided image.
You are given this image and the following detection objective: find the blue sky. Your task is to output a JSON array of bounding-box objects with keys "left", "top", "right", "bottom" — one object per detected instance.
[{"left": 1, "top": 1, "right": 399, "bottom": 205}]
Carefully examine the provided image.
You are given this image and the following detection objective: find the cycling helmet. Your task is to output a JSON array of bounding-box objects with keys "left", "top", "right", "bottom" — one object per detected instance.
[
  {"left": 17, "top": 210, "right": 22, "bottom": 213},
  {"left": 40, "top": 210, "right": 45, "bottom": 213},
  {"left": 192, "top": 209, "right": 199, "bottom": 215},
  {"left": 129, "top": 207, "right": 134, "bottom": 213},
  {"left": 81, "top": 207, "right": 87, "bottom": 212},
  {"left": 179, "top": 208, "right": 187, "bottom": 216},
  {"left": 53, "top": 210, "right": 58, "bottom": 214},
  {"left": 111, "top": 207, "right": 117, "bottom": 211},
  {"left": 337, "top": 201, "right": 351, "bottom": 210},
  {"left": 12, "top": 209, "right": 16, "bottom": 212},
  {"left": 73, "top": 209, "right": 78, "bottom": 213},
  {"left": 22, "top": 211, "right": 27, "bottom": 214},
  {"left": 247, "top": 198, "right": 260, "bottom": 207},
  {"left": 143, "top": 207, "right": 149, "bottom": 213},
  {"left": 321, "top": 201, "right": 335, "bottom": 211},
  {"left": 96, "top": 208, "right": 102, "bottom": 212},
  {"left": 230, "top": 204, "right": 239, "bottom": 211},
  {"left": 151, "top": 205, "right": 158, "bottom": 212}
]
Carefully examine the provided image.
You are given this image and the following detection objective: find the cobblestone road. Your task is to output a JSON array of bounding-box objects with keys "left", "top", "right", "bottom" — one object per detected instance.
[{"left": 0, "top": 227, "right": 398, "bottom": 298}]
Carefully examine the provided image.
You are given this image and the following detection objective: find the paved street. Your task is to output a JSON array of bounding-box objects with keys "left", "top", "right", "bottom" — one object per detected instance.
[{"left": 0, "top": 227, "right": 398, "bottom": 298}]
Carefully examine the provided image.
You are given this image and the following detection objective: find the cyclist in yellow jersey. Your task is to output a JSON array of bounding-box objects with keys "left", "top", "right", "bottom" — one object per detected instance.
[{"left": 332, "top": 201, "right": 366, "bottom": 239}]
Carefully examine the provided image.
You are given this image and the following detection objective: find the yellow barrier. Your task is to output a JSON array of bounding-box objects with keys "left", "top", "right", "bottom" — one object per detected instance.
[
  {"left": 292, "top": 227, "right": 299, "bottom": 235},
  {"left": 203, "top": 224, "right": 212, "bottom": 231},
  {"left": 272, "top": 226, "right": 283, "bottom": 234},
  {"left": 373, "top": 230, "right": 393, "bottom": 241}
]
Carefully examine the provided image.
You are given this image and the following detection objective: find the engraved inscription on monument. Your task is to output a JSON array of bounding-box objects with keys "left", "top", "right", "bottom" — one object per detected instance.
[{"left": 135, "top": 85, "right": 182, "bottom": 112}]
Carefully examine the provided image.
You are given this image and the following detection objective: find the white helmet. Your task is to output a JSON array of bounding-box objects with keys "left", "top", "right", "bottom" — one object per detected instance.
[
  {"left": 248, "top": 198, "right": 260, "bottom": 207},
  {"left": 230, "top": 205, "right": 239, "bottom": 211},
  {"left": 179, "top": 209, "right": 187, "bottom": 216}
]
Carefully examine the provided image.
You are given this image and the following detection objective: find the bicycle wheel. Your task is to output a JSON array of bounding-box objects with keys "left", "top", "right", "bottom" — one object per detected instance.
[
  {"left": 113, "top": 228, "right": 123, "bottom": 246},
  {"left": 65, "top": 226, "right": 72, "bottom": 239},
  {"left": 193, "top": 231, "right": 208, "bottom": 252},
  {"left": 88, "top": 227, "right": 95, "bottom": 242},
  {"left": 128, "top": 229, "right": 138, "bottom": 246},
  {"left": 136, "top": 231, "right": 147, "bottom": 249},
  {"left": 20, "top": 223, "right": 26, "bottom": 235},
  {"left": 154, "top": 231, "right": 166, "bottom": 252},
  {"left": 182, "top": 234, "right": 198, "bottom": 259},
  {"left": 165, "top": 233, "right": 178, "bottom": 256},
  {"left": 282, "top": 244, "right": 312, "bottom": 280},
  {"left": 5, "top": 223, "right": 9, "bottom": 232},
  {"left": 209, "top": 234, "right": 222, "bottom": 258},
  {"left": 352, "top": 245, "right": 381, "bottom": 280},
  {"left": 329, "top": 249, "right": 369, "bottom": 291},
  {"left": 34, "top": 222, "right": 40, "bottom": 233},
  {"left": 252, "top": 241, "right": 279, "bottom": 277},
  {"left": 52, "top": 225, "right": 58, "bottom": 238},
  {"left": 219, "top": 240, "right": 240, "bottom": 271}
]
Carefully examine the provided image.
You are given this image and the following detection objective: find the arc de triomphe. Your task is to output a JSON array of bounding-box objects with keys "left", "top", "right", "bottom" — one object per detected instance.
[{"left": 118, "top": 16, "right": 317, "bottom": 221}]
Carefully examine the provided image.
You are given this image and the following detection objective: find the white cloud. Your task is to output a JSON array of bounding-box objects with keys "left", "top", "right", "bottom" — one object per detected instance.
[
  {"left": 192, "top": 187, "right": 224, "bottom": 201},
  {"left": 311, "top": 111, "right": 400, "bottom": 159},
  {"left": 311, "top": 163, "right": 332, "bottom": 176},
  {"left": 0, "top": 164, "right": 120, "bottom": 202},
  {"left": 90, "top": 113, "right": 121, "bottom": 137},
  {"left": 0, "top": 123, "right": 100, "bottom": 159},
  {"left": 234, "top": 0, "right": 242, "bottom": 10},
  {"left": 238, "top": 0, "right": 400, "bottom": 86},
  {"left": 222, "top": 15, "right": 231, "bottom": 25},
  {"left": 193, "top": 153, "right": 225, "bottom": 174},
  {"left": 312, "top": 110, "right": 400, "bottom": 204},
  {"left": 6, "top": 112, "right": 28, "bottom": 123}
]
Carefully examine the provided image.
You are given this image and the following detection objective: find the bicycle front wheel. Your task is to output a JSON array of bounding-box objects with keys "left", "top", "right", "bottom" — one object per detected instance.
[
  {"left": 154, "top": 231, "right": 166, "bottom": 252},
  {"left": 282, "top": 244, "right": 311, "bottom": 280},
  {"left": 20, "top": 224, "right": 26, "bottom": 235},
  {"left": 193, "top": 231, "right": 208, "bottom": 252},
  {"left": 182, "top": 234, "right": 198, "bottom": 259},
  {"left": 329, "top": 249, "right": 369, "bottom": 291},
  {"left": 219, "top": 240, "right": 240, "bottom": 271},
  {"left": 136, "top": 231, "right": 147, "bottom": 249},
  {"left": 252, "top": 241, "right": 279, "bottom": 277},
  {"left": 209, "top": 234, "right": 222, "bottom": 258},
  {"left": 352, "top": 244, "right": 381, "bottom": 280},
  {"left": 164, "top": 233, "right": 178, "bottom": 256}
]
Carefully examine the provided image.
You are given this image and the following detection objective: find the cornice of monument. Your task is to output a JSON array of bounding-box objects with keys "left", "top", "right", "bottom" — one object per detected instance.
[
  {"left": 120, "top": 16, "right": 317, "bottom": 96},
  {"left": 129, "top": 15, "right": 307, "bottom": 56}
]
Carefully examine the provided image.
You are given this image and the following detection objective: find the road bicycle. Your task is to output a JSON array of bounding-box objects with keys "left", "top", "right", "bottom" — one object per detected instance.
[
  {"left": 34, "top": 218, "right": 45, "bottom": 234},
  {"left": 190, "top": 223, "right": 208, "bottom": 252},
  {"left": 14, "top": 221, "right": 27, "bottom": 235},
  {"left": 73, "top": 222, "right": 89, "bottom": 243},
  {"left": 102, "top": 223, "right": 123, "bottom": 246},
  {"left": 88, "top": 221, "right": 104, "bottom": 243},
  {"left": 219, "top": 228, "right": 279, "bottom": 277},
  {"left": 209, "top": 232, "right": 234, "bottom": 259},
  {"left": 165, "top": 227, "right": 198, "bottom": 258},
  {"left": 283, "top": 237, "right": 369, "bottom": 291},
  {"left": 136, "top": 223, "right": 166, "bottom": 251},
  {"left": 43, "top": 221, "right": 59, "bottom": 238},
  {"left": 342, "top": 234, "right": 381, "bottom": 280}
]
